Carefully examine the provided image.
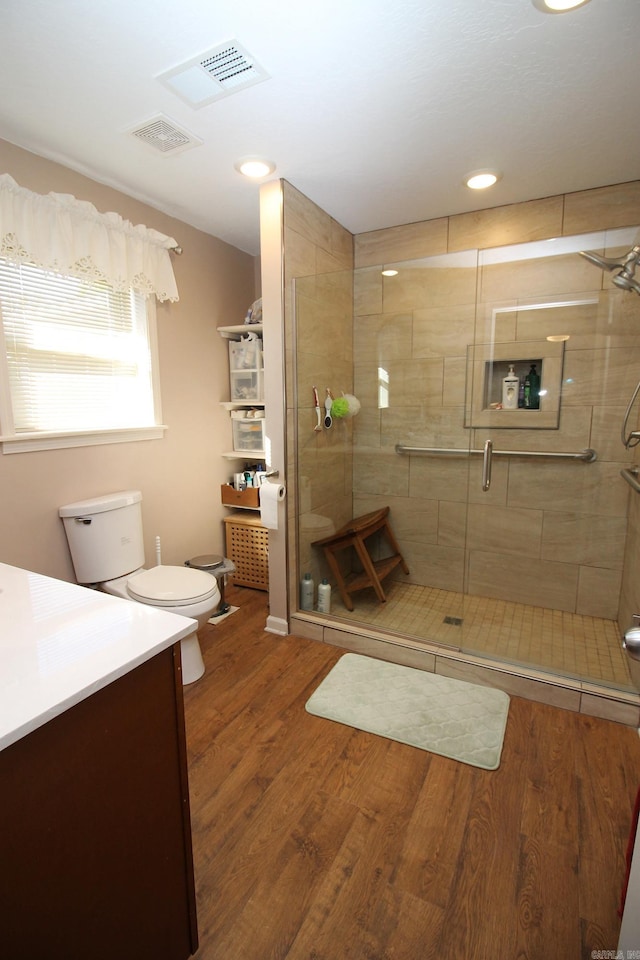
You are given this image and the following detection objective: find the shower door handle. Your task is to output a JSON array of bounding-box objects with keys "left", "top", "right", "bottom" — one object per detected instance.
[{"left": 481, "top": 439, "right": 493, "bottom": 492}]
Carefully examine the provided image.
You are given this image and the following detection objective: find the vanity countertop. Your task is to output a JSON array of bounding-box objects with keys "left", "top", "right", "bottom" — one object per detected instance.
[{"left": 0, "top": 562, "right": 197, "bottom": 751}]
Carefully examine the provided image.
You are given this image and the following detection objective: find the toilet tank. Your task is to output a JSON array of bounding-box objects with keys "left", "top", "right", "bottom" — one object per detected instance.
[{"left": 59, "top": 490, "right": 145, "bottom": 584}]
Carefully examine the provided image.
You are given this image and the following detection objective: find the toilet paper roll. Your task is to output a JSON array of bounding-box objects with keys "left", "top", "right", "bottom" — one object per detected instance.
[{"left": 259, "top": 482, "right": 286, "bottom": 530}]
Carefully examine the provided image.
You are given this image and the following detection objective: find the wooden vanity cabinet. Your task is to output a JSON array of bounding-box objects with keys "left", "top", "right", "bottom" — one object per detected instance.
[{"left": 0, "top": 644, "right": 198, "bottom": 960}]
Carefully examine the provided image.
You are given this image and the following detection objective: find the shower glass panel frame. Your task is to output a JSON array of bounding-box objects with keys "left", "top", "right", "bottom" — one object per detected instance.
[{"left": 293, "top": 225, "right": 640, "bottom": 693}]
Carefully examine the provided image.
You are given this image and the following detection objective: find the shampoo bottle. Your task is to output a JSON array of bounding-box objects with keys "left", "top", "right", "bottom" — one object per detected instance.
[
  {"left": 317, "top": 578, "right": 332, "bottom": 613},
  {"left": 528, "top": 364, "right": 540, "bottom": 409},
  {"left": 502, "top": 363, "right": 519, "bottom": 410},
  {"left": 300, "top": 572, "right": 314, "bottom": 611}
]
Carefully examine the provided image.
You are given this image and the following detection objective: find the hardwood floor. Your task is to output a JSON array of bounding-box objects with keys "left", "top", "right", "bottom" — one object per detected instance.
[{"left": 183, "top": 586, "right": 640, "bottom": 960}]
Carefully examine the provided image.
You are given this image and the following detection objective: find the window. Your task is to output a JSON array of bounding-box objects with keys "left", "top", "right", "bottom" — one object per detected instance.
[{"left": 0, "top": 258, "right": 164, "bottom": 453}]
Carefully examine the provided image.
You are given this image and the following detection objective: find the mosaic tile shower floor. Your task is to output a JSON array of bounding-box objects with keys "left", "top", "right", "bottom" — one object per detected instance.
[{"left": 330, "top": 580, "right": 633, "bottom": 690}]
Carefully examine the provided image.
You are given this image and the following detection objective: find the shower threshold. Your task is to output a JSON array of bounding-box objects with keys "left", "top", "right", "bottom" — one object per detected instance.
[{"left": 291, "top": 581, "right": 640, "bottom": 727}]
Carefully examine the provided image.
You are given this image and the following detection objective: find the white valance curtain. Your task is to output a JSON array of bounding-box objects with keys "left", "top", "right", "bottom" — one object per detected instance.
[{"left": 0, "top": 173, "right": 180, "bottom": 302}]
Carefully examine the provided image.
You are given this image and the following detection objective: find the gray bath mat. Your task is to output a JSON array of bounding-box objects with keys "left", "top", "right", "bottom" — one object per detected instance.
[{"left": 305, "top": 654, "right": 510, "bottom": 770}]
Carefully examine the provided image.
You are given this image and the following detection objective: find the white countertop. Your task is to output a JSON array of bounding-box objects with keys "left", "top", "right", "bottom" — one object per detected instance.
[{"left": 0, "top": 562, "right": 197, "bottom": 751}]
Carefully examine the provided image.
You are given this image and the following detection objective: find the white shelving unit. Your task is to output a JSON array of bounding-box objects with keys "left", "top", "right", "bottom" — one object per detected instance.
[{"left": 218, "top": 323, "right": 265, "bottom": 460}]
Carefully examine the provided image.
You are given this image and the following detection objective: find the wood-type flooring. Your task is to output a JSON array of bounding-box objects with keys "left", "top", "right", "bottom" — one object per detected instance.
[{"left": 183, "top": 585, "right": 640, "bottom": 960}]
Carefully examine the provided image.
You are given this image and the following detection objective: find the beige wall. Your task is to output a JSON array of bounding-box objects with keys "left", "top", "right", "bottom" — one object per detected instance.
[{"left": 0, "top": 140, "right": 257, "bottom": 581}]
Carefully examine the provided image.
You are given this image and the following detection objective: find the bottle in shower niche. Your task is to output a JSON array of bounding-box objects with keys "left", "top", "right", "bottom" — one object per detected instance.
[
  {"left": 317, "top": 578, "right": 332, "bottom": 613},
  {"left": 502, "top": 363, "right": 519, "bottom": 410},
  {"left": 300, "top": 572, "right": 314, "bottom": 611},
  {"left": 527, "top": 364, "right": 540, "bottom": 409}
]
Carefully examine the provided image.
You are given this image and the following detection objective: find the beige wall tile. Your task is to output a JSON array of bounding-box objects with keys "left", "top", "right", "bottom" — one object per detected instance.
[
  {"left": 353, "top": 406, "right": 382, "bottom": 450},
  {"left": 478, "top": 252, "right": 597, "bottom": 302},
  {"left": 284, "top": 226, "right": 317, "bottom": 282},
  {"left": 542, "top": 513, "right": 626, "bottom": 569},
  {"left": 382, "top": 260, "right": 477, "bottom": 312},
  {"left": 354, "top": 266, "right": 383, "bottom": 316},
  {"left": 382, "top": 405, "right": 468, "bottom": 449},
  {"left": 443, "top": 357, "right": 467, "bottom": 407},
  {"left": 289, "top": 615, "right": 325, "bottom": 642},
  {"left": 579, "top": 693, "right": 639, "bottom": 726},
  {"left": 507, "top": 460, "right": 629, "bottom": 517},
  {"left": 467, "top": 550, "right": 579, "bottom": 612},
  {"left": 448, "top": 197, "right": 563, "bottom": 252},
  {"left": 353, "top": 313, "right": 412, "bottom": 364},
  {"left": 472, "top": 406, "right": 593, "bottom": 456},
  {"left": 513, "top": 297, "right": 602, "bottom": 349},
  {"left": 438, "top": 500, "right": 467, "bottom": 548},
  {"left": 563, "top": 182, "right": 640, "bottom": 235},
  {"left": 590, "top": 404, "right": 640, "bottom": 462},
  {"left": 401, "top": 540, "right": 465, "bottom": 593},
  {"left": 435, "top": 657, "right": 583, "bottom": 711},
  {"left": 283, "top": 180, "right": 345, "bottom": 258},
  {"left": 408, "top": 455, "right": 471, "bottom": 503},
  {"left": 467, "top": 503, "right": 543, "bottom": 556},
  {"left": 562, "top": 347, "right": 640, "bottom": 407},
  {"left": 467, "top": 457, "right": 509, "bottom": 506},
  {"left": 385, "top": 358, "right": 444, "bottom": 406},
  {"left": 352, "top": 449, "right": 410, "bottom": 496},
  {"left": 323, "top": 626, "right": 438, "bottom": 671},
  {"left": 355, "top": 218, "right": 448, "bottom": 267},
  {"left": 576, "top": 566, "right": 622, "bottom": 620},
  {"left": 384, "top": 495, "right": 439, "bottom": 544},
  {"left": 413, "top": 303, "right": 475, "bottom": 358}
]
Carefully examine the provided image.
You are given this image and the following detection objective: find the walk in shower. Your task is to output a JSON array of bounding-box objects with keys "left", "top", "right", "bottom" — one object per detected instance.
[{"left": 293, "top": 222, "right": 640, "bottom": 695}]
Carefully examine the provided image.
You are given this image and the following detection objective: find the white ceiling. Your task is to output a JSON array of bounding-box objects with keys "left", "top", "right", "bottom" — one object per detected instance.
[{"left": 1, "top": 0, "right": 639, "bottom": 256}]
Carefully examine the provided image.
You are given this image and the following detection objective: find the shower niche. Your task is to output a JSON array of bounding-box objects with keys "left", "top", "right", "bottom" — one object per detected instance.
[{"left": 465, "top": 337, "right": 565, "bottom": 429}]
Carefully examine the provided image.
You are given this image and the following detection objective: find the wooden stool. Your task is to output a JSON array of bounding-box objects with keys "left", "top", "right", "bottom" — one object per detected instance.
[{"left": 312, "top": 507, "right": 409, "bottom": 611}]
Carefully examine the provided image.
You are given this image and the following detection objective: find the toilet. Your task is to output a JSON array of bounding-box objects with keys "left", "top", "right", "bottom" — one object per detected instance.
[{"left": 58, "top": 490, "right": 220, "bottom": 684}]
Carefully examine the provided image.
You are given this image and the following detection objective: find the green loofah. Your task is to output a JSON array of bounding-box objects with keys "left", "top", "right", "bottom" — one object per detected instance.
[{"left": 331, "top": 397, "right": 350, "bottom": 419}]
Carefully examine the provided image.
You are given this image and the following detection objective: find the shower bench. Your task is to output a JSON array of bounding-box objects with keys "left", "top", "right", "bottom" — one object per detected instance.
[{"left": 312, "top": 506, "right": 409, "bottom": 611}]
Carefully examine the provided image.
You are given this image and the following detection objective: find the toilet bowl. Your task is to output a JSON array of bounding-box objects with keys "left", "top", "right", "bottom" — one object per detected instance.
[
  {"left": 58, "top": 490, "right": 220, "bottom": 685},
  {"left": 102, "top": 565, "right": 220, "bottom": 683}
]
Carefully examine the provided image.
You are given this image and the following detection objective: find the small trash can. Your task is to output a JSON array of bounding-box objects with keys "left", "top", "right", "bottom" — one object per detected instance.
[{"left": 185, "top": 554, "right": 236, "bottom": 617}]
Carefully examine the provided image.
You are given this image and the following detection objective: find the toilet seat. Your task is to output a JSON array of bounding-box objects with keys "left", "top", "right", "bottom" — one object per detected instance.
[{"left": 127, "top": 565, "right": 218, "bottom": 607}]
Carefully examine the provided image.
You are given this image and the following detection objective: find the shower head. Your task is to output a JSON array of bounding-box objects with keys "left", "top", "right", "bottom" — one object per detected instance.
[
  {"left": 613, "top": 273, "right": 640, "bottom": 296},
  {"left": 579, "top": 244, "right": 640, "bottom": 295}
]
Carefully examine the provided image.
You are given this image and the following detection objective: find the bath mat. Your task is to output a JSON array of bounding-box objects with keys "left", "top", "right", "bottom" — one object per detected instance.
[
  {"left": 305, "top": 654, "right": 510, "bottom": 770},
  {"left": 208, "top": 605, "right": 239, "bottom": 625}
]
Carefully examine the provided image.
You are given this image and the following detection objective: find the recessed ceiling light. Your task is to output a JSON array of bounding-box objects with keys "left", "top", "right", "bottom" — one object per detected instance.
[
  {"left": 234, "top": 157, "right": 276, "bottom": 179},
  {"left": 532, "top": 0, "right": 591, "bottom": 12},
  {"left": 381, "top": 269, "right": 398, "bottom": 277},
  {"left": 465, "top": 170, "right": 501, "bottom": 190}
]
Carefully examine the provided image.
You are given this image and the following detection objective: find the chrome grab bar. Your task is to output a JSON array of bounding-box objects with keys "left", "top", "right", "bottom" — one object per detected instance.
[
  {"left": 482, "top": 439, "right": 492, "bottom": 492},
  {"left": 395, "top": 444, "right": 597, "bottom": 462},
  {"left": 621, "top": 467, "right": 640, "bottom": 493}
]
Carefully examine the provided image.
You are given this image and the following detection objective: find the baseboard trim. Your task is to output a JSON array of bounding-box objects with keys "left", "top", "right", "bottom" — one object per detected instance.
[{"left": 265, "top": 615, "right": 289, "bottom": 636}]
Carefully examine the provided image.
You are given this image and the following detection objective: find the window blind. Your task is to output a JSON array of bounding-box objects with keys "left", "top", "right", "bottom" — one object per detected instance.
[{"left": 0, "top": 258, "right": 156, "bottom": 435}]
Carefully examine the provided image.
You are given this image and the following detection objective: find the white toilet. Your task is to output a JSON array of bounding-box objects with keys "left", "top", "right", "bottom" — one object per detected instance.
[{"left": 58, "top": 490, "right": 220, "bottom": 684}]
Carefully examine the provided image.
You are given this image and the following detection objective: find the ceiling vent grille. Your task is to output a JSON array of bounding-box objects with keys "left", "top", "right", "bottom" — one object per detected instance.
[
  {"left": 158, "top": 40, "right": 269, "bottom": 108},
  {"left": 128, "top": 116, "right": 203, "bottom": 156}
]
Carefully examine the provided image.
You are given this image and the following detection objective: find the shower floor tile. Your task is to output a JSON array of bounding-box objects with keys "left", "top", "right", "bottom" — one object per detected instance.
[{"left": 330, "top": 580, "right": 633, "bottom": 690}]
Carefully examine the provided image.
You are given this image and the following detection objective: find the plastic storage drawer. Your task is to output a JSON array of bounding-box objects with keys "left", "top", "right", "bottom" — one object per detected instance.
[{"left": 231, "top": 417, "right": 266, "bottom": 453}]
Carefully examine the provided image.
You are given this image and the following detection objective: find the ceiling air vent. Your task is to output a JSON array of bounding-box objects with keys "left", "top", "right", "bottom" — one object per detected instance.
[
  {"left": 128, "top": 116, "right": 203, "bottom": 156},
  {"left": 158, "top": 40, "right": 270, "bottom": 109}
]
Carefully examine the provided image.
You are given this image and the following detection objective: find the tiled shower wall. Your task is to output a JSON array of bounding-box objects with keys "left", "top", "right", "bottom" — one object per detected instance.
[
  {"left": 283, "top": 179, "right": 640, "bottom": 627},
  {"left": 282, "top": 182, "right": 354, "bottom": 606},
  {"left": 351, "top": 183, "right": 640, "bottom": 621}
]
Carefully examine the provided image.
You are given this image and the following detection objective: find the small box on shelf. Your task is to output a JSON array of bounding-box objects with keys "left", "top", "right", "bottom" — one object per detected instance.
[{"left": 220, "top": 484, "right": 260, "bottom": 509}]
